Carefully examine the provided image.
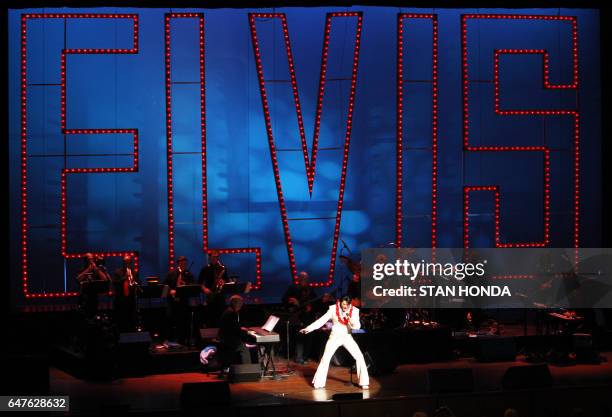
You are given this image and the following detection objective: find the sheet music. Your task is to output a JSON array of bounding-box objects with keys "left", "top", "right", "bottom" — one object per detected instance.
[{"left": 262, "top": 315, "right": 280, "bottom": 332}]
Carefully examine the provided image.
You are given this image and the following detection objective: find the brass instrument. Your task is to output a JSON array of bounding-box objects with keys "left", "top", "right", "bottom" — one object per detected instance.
[
  {"left": 213, "top": 262, "right": 226, "bottom": 293},
  {"left": 123, "top": 268, "right": 137, "bottom": 297},
  {"left": 176, "top": 267, "right": 185, "bottom": 287}
]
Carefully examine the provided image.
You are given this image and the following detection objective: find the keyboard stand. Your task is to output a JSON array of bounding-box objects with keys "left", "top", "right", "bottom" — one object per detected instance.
[{"left": 258, "top": 342, "right": 279, "bottom": 379}]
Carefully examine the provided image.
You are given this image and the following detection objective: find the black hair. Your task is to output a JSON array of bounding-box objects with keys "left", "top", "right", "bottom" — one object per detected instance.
[{"left": 340, "top": 295, "right": 352, "bottom": 304}]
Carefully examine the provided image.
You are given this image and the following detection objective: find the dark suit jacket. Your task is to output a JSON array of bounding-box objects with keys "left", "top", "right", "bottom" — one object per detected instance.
[
  {"left": 218, "top": 308, "right": 244, "bottom": 351},
  {"left": 165, "top": 270, "right": 195, "bottom": 290},
  {"left": 113, "top": 267, "right": 140, "bottom": 298}
]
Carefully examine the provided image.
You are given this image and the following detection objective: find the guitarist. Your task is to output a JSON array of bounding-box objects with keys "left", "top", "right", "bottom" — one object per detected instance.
[{"left": 282, "top": 271, "right": 319, "bottom": 364}]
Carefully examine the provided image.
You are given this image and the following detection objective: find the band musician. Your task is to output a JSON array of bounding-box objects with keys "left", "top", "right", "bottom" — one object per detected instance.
[
  {"left": 76, "top": 253, "right": 111, "bottom": 318},
  {"left": 112, "top": 255, "right": 140, "bottom": 332},
  {"left": 199, "top": 250, "right": 230, "bottom": 327},
  {"left": 340, "top": 255, "right": 362, "bottom": 307},
  {"left": 164, "top": 256, "right": 195, "bottom": 345},
  {"left": 282, "top": 271, "right": 320, "bottom": 364},
  {"left": 218, "top": 295, "right": 253, "bottom": 366}
]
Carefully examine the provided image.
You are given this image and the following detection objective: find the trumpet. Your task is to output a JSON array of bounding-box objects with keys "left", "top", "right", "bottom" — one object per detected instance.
[{"left": 123, "top": 268, "right": 138, "bottom": 296}]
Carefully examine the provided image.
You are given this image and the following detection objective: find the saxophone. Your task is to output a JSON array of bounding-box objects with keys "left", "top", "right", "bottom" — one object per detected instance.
[{"left": 213, "top": 262, "right": 226, "bottom": 293}]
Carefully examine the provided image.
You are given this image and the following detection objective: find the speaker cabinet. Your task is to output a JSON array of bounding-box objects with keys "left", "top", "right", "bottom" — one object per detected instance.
[
  {"left": 364, "top": 349, "right": 398, "bottom": 376},
  {"left": 229, "top": 363, "right": 261, "bottom": 382}
]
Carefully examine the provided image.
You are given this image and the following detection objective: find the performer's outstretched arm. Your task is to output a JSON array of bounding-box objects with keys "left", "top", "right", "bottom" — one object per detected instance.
[{"left": 300, "top": 307, "right": 333, "bottom": 334}]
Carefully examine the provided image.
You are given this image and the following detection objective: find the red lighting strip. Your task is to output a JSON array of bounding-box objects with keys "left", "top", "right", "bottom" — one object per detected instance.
[
  {"left": 21, "top": 14, "right": 139, "bottom": 298},
  {"left": 396, "top": 13, "right": 438, "bottom": 248},
  {"left": 461, "top": 14, "right": 579, "bottom": 249},
  {"left": 164, "top": 14, "right": 262, "bottom": 287},
  {"left": 493, "top": 49, "right": 578, "bottom": 114},
  {"left": 463, "top": 186, "right": 502, "bottom": 249},
  {"left": 249, "top": 12, "right": 363, "bottom": 286}
]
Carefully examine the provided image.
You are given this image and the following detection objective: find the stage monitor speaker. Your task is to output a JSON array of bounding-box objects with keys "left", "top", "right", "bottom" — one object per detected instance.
[
  {"left": 427, "top": 368, "right": 474, "bottom": 393},
  {"left": 364, "top": 349, "right": 398, "bottom": 376},
  {"left": 228, "top": 363, "right": 261, "bottom": 382},
  {"left": 332, "top": 392, "right": 363, "bottom": 401},
  {"left": 180, "top": 381, "right": 230, "bottom": 409},
  {"left": 475, "top": 337, "right": 517, "bottom": 362},
  {"left": 502, "top": 364, "right": 552, "bottom": 390}
]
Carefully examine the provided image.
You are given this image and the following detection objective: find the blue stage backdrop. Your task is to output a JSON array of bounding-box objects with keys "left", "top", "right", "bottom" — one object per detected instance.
[{"left": 8, "top": 7, "right": 601, "bottom": 305}]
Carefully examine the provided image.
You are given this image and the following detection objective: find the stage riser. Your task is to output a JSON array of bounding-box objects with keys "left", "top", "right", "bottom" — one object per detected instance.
[{"left": 98, "top": 386, "right": 612, "bottom": 417}]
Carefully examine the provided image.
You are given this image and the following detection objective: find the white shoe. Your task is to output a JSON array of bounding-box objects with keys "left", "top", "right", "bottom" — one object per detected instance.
[
  {"left": 313, "top": 385, "right": 325, "bottom": 389},
  {"left": 361, "top": 385, "right": 369, "bottom": 390}
]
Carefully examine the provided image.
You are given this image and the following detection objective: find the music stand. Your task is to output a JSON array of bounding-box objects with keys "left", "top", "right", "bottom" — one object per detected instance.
[
  {"left": 176, "top": 285, "right": 203, "bottom": 346},
  {"left": 79, "top": 279, "right": 110, "bottom": 317},
  {"left": 271, "top": 311, "right": 297, "bottom": 376},
  {"left": 141, "top": 284, "right": 164, "bottom": 299},
  {"left": 221, "top": 281, "right": 248, "bottom": 294}
]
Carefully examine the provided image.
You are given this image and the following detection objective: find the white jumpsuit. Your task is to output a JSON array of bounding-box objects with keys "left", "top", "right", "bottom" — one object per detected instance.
[{"left": 303, "top": 303, "right": 369, "bottom": 388}]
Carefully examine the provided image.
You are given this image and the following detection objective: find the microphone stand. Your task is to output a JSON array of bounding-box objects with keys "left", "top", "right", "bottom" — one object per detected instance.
[
  {"left": 133, "top": 280, "right": 143, "bottom": 332},
  {"left": 285, "top": 319, "right": 294, "bottom": 374}
]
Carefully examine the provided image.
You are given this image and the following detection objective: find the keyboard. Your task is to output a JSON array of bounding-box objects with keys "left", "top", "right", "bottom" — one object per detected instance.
[{"left": 244, "top": 327, "right": 280, "bottom": 343}]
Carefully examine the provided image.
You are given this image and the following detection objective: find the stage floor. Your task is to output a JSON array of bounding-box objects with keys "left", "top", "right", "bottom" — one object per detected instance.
[{"left": 50, "top": 352, "right": 612, "bottom": 414}]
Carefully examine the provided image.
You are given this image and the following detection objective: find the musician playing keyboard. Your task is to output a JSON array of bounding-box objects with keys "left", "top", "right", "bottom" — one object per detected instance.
[{"left": 219, "top": 295, "right": 253, "bottom": 365}]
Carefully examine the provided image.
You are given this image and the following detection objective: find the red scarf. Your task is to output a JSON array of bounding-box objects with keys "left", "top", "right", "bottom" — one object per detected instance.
[{"left": 335, "top": 301, "right": 353, "bottom": 326}]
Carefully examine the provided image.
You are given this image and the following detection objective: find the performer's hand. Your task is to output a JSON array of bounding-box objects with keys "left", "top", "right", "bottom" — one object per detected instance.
[
  {"left": 170, "top": 289, "right": 176, "bottom": 297},
  {"left": 288, "top": 297, "right": 299, "bottom": 306},
  {"left": 203, "top": 286, "right": 212, "bottom": 295},
  {"left": 299, "top": 328, "right": 308, "bottom": 334}
]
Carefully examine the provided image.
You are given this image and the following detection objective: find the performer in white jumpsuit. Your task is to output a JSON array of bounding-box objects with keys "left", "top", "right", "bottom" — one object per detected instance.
[{"left": 300, "top": 296, "right": 369, "bottom": 389}]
